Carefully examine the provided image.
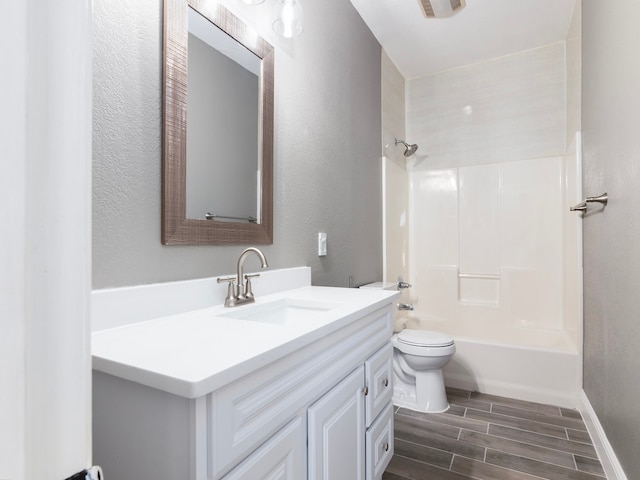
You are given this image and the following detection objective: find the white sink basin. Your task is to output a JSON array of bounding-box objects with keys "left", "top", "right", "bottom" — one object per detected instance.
[{"left": 219, "top": 298, "right": 342, "bottom": 326}]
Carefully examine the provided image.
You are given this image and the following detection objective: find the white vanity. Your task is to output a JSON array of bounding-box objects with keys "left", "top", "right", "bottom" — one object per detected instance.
[{"left": 92, "top": 268, "right": 400, "bottom": 480}]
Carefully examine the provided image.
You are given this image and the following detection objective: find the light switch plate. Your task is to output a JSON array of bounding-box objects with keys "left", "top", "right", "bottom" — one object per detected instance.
[{"left": 318, "top": 232, "right": 327, "bottom": 256}]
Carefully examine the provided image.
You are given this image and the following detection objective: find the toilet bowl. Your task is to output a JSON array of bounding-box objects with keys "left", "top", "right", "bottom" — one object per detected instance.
[{"left": 391, "top": 329, "right": 455, "bottom": 413}]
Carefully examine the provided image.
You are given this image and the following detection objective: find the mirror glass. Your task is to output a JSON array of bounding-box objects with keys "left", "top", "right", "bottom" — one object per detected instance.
[
  {"left": 186, "top": 7, "right": 260, "bottom": 222},
  {"left": 162, "top": 0, "right": 274, "bottom": 245}
]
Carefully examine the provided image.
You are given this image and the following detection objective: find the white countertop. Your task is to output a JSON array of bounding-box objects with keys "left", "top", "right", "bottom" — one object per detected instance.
[{"left": 92, "top": 286, "right": 399, "bottom": 398}]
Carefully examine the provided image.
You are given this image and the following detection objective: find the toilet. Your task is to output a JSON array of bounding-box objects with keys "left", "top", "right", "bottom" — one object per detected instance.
[{"left": 391, "top": 329, "right": 456, "bottom": 413}]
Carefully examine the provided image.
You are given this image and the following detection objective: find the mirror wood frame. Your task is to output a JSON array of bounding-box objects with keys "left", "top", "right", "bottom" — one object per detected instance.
[{"left": 162, "top": 0, "right": 274, "bottom": 245}]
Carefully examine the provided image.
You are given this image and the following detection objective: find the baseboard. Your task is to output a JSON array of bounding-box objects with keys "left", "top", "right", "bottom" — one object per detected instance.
[{"left": 578, "top": 390, "right": 628, "bottom": 480}]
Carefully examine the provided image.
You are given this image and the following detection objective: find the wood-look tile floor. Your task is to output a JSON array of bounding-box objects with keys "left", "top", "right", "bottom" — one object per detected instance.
[{"left": 383, "top": 388, "right": 606, "bottom": 480}]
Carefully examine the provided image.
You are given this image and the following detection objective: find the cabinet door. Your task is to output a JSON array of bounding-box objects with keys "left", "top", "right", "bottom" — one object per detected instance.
[
  {"left": 365, "top": 343, "right": 393, "bottom": 427},
  {"left": 308, "top": 366, "right": 366, "bottom": 480},
  {"left": 222, "top": 416, "right": 305, "bottom": 480}
]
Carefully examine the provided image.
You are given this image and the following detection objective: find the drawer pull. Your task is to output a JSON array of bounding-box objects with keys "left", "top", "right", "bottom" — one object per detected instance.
[
  {"left": 383, "top": 442, "right": 389, "bottom": 452},
  {"left": 363, "top": 386, "right": 369, "bottom": 396},
  {"left": 382, "top": 378, "right": 389, "bottom": 387}
]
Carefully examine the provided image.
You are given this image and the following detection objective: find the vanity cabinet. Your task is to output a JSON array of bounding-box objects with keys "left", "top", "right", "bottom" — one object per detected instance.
[
  {"left": 306, "top": 344, "right": 394, "bottom": 480},
  {"left": 93, "top": 302, "right": 395, "bottom": 480}
]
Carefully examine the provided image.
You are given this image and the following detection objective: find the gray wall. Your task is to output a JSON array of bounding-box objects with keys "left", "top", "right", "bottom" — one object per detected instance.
[
  {"left": 93, "top": 0, "right": 382, "bottom": 288},
  {"left": 582, "top": 0, "right": 640, "bottom": 475}
]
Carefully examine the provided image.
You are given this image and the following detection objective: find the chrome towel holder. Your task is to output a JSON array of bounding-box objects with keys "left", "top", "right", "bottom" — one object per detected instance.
[{"left": 570, "top": 193, "right": 608, "bottom": 213}]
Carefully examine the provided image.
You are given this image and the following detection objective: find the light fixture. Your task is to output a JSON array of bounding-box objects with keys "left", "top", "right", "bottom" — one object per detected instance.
[
  {"left": 418, "top": 0, "right": 466, "bottom": 18},
  {"left": 272, "top": 0, "right": 303, "bottom": 38}
]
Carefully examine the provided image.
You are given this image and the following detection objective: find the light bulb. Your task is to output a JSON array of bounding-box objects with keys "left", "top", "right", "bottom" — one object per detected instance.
[{"left": 273, "top": 0, "right": 303, "bottom": 38}]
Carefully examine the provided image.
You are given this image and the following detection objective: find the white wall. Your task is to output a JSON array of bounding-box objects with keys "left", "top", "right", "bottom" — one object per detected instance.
[
  {"left": 0, "top": 2, "right": 27, "bottom": 476},
  {"left": 0, "top": 0, "right": 93, "bottom": 478}
]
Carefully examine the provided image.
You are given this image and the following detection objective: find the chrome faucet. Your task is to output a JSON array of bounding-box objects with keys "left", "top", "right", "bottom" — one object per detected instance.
[{"left": 217, "top": 247, "right": 269, "bottom": 307}]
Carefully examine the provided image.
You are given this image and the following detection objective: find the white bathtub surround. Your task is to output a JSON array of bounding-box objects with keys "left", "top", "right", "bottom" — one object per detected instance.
[
  {"left": 92, "top": 274, "right": 400, "bottom": 479},
  {"left": 398, "top": 150, "right": 583, "bottom": 408},
  {"left": 407, "top": 43, "right": 566, "bottom": 171},
  {"left": 409, "top": 156, "right": 572, "bottom": 334},
  {"left": 579, "top": 390, "right": 629, "bottom": 480},
  {"left": 382, "top": 0, "right": 585, "bottom": 425},
  {"left": 381, "top": 50, "right": 411, "bottom": 309}
]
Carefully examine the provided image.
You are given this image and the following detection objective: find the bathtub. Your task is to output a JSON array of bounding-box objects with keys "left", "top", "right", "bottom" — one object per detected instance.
[{"left": 400, "top": 316, "right": 582, "bottom": 408}]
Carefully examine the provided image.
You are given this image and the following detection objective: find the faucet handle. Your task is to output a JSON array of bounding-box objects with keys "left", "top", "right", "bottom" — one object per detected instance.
[
  {"left": 217, "top": 276, "right": 237, "bottom": 305},
  {"left": 244, "top": 273, "right": 260, "bottom": 299},
  {"left": 217, "top": 275, "right": 236, "bottom": 284}
]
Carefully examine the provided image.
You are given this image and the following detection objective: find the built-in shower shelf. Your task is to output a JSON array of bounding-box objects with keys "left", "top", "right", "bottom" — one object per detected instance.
[{"left": 458, "top": 271, "right": 500, "bottom": 307}]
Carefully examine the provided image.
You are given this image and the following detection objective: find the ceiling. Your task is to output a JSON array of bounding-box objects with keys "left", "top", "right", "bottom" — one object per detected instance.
[{"left": 349, "top": 0, "right": 577, "bottom": 79}]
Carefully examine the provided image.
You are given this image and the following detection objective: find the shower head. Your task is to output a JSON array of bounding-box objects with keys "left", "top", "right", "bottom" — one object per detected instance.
[{"left": 395, "top": 139, "right": 419, "bottom": 157}]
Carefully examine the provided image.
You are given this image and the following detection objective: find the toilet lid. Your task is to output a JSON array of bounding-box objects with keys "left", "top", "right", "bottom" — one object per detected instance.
[{"left": 397, "top": 329, "right": 454, "bottom": 347}]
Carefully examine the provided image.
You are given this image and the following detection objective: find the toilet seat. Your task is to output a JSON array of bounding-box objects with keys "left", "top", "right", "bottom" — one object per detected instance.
[
  {"left": 392, "top": 330, "right": 455, "bottom": 358},
  {"left": 397, "top": 329, "right": 454, "bottom": 347}
]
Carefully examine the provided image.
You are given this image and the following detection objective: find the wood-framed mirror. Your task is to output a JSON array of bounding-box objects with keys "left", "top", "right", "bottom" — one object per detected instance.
[{"left": 162, "top": 0, "right": 274, "bottom": 245}]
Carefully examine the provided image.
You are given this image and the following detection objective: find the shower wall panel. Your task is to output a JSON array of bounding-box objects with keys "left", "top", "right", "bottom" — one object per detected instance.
[
  {"left": 382, "top": 50, "right": 410, "bottom": 306},
  {"left": 406, "top": 42, "right": 566, "bottom": 171},
  {"left": 458, "top": 165, "right": 501, "bottom": 306},
  {"left": 501, "top": 157, "right": 564, "bottom": 330},
  {"left": 409, "top": 157, "right": 566, "bottom": 334},
  {"left": 459, "top": 164, "right": 500, "bottom": 276}
]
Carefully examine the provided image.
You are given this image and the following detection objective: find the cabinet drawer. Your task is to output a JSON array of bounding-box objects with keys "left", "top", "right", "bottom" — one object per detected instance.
[
  {"left": 365, "top": 342, "right": 393, "bottom": 426},
  {"left": 366, "top": 403, "right": 394, "bottom": 480},
  {"left": 222, "top": 416, "right": 306, "bottom": 480}
]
